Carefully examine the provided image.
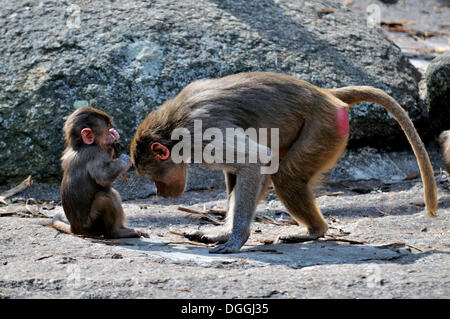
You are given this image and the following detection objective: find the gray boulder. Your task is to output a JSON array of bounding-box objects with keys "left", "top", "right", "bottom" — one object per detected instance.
[
  {"left": 426, "top": 52, "right": 450, "bottom": 132},
  {"left": 0, "top": 0, "right": 426, "bottom": 184}
]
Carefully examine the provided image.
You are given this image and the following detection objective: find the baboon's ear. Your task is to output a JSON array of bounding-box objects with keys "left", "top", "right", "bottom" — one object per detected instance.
[{"left": 151, "top": 142, "right": 170, "bottom": 161}]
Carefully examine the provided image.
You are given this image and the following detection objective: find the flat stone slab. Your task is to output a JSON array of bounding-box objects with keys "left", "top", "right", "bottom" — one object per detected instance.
[{"left": 116, "top": 238, "right": 410, "bottom": 269}]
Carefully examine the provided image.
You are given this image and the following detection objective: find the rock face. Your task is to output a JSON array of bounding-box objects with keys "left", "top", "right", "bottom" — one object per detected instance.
[
  {"left": 426, "top": 52, "right": 450, "bottom": 132},
  {"left": 0, "top": 0, "right": 425, "bottom": 183}
]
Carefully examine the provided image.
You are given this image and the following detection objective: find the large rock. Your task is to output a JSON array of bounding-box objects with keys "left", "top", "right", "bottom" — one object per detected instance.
[
  {"left": 426, "top": 52, "right": 450, "bottom": 132},
  {"left": 0, "top": 0, "right": 426, "bottom": 184}
]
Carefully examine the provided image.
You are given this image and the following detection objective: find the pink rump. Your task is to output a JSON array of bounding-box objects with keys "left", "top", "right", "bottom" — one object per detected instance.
[{"left": 336, "top": 107, "right": 349, "bottom": 138}]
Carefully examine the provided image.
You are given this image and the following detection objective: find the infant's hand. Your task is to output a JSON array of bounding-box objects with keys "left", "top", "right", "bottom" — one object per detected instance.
[{"left": 119, "top": 154, "right": 132, "bottom": 171}]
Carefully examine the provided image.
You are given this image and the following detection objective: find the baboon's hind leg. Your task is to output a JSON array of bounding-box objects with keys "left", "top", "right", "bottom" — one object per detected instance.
[
  {"left": 271, "top": 118, "right": 347, "bottom": 243},
  {"left": 272, "top": 178, "right": 328, "bottom": 242}
]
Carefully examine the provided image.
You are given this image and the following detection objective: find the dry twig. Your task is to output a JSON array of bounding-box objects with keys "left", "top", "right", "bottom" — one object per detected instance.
[
  {"left": 177, "top": 206, "right": 225, "bottom": 225},
  {"left": 169, "top": 230, "right": 186, "bottom": 237},
  {"left": 0, "top": 176, "right": 33, "bottom": 205},
  {"left": 0, "top": 209, "right": 15, "bottom": 216},
  {"left": 255, "top": 215, "right": 297, "bottom": 226},
  {"left": 406, "top": 244, "right": 423, "bottom": 253},
  {"left": 178, "top": 205, "right": 299, "bottom": 226},
  {"left": 321, "top": 236, "right": 368, "bottom": 245},
  {"left": 167, "top": 241, "right": 215, "bottom": 248},
  {"left": 36, "top": 254, "right": 53, "bottom": 261},
  {"left": 25, "top": 198, "right": 50, "bottom": 218},
  {"left": 200, "top": 214, "right": 224, "bottom": 225},
  {"left": 178, "top": 206, "right": 226, "bottom": 216},
  {"left": 0, "top": 205, "right": 50, "bottom": 219}
]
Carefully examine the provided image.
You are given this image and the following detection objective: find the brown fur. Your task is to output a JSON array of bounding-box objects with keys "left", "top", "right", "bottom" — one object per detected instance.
[
  {"left": 57, "top": 107, "right": 147, "bottom": 238},
  {"left": 439, "top": 130, "right": 450, "bottom": 173},
  {"left": 329, "top": 86, "right": 437, "bottom": 217},
  {"left": 131, "top": 72, "right": 438, "bottom": 253}
]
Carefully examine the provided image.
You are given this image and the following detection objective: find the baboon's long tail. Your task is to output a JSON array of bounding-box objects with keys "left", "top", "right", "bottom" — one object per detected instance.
[{"left": 328, "top": 86, "right": 438, "bottom": 217}]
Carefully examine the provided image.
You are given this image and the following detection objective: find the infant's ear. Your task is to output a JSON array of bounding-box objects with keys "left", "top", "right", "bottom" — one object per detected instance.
[{"left": 81, "top": 128, "right": 95, "bottom": 144}]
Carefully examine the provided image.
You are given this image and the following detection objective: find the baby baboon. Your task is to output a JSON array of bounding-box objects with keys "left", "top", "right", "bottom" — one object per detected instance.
[{"left": 54, "top": 107, "right": 148, "bottom": 238}]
